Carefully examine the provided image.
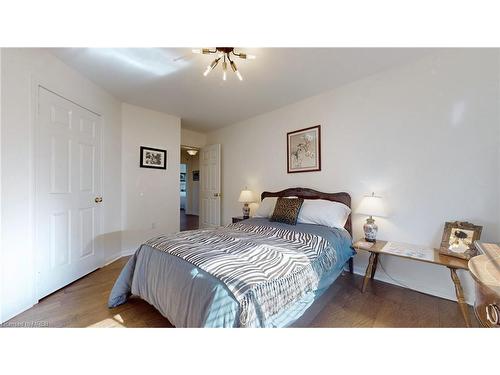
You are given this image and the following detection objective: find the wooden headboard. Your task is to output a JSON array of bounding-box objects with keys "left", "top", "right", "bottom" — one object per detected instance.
[{"left": 261, "top": 187, "right": 352, "bottom": 236}]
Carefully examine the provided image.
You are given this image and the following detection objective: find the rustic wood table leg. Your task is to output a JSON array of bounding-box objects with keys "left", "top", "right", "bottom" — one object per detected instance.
[
  {"left": 449, "top": 267, "right": 471, "bottom": 327},
  {"left": 362, "top": 252, "right": 377, "bottom": 293},
  {"left": 371, "top": 253, "right": 379, "bottom": 279}
]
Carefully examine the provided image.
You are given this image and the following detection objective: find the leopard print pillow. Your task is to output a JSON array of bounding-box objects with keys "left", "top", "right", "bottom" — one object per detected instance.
[{"left": 270, "top": 197, "right": 304, "bottom": 225}]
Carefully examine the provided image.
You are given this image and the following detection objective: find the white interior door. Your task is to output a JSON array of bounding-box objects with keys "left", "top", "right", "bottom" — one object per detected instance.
[
  {"left": 35, "top": 87, "right": 103, "bottom": 299},
  {"left": 200, "top": 144, "right": 221, "bottom": 228}
]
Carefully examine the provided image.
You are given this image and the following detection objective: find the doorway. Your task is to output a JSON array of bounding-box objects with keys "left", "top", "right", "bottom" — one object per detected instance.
[
  {"left": 180, "top": 146, "right": 200, "bottom": 231},
  {"left": 199, "top": 144, "right": 221, "bottom": 228}
]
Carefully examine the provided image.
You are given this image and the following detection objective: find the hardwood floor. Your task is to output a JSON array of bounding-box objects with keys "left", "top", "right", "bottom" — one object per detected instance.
[
  {"left": 294, "top": 271, "right": 479, "bottom": 328},
  {"left": 180, "top": 210, "right": 199, "bottom": 231},
  {"left": 4, "top": 257, "right": 172, "bottom": 328},
  {"left": 3, "top": 257, "right": 477, "bottom": 328}
]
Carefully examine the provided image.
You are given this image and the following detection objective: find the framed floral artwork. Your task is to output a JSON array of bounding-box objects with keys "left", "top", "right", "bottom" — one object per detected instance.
[
  {"left": 140, "top": 146, "right": 167, "bottom": 169},
  {"left": 287, "top": 125, "right": 321, "bottom": 173}
]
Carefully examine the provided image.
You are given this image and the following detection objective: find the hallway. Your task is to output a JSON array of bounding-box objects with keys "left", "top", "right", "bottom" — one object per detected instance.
[{"left": 180, "top": 210, "right": 198, "bottom": 231}]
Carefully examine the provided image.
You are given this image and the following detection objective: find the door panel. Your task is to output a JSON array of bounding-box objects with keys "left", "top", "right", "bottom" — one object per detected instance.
[
  {"left": 79, "top": 117, "right": 95, "bottom": 137},
  {"left": 200, "top": 144, "right": 221, "bottom": 228},
  {"left": 79, "top": 207, "right": 95, "bottom": 258},
  {"left": 79, "top": 143, "right": 94, "bottom": 192},
  {"left": 50, "top": 210, "right": 71, "bottom": 268},
  {"left": 51, "top": 102, "right": 72, "bottom": 126},
  {"left": 36, "top": 87, "right": 102, "bottom": 299},
  {"left": 50, "top": 136, "right": 72, "bottom": 193}
]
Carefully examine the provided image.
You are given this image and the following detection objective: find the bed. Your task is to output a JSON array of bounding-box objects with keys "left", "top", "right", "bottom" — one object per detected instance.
[{"left": 108, "top": 188, "right": 354, "bottom": 327}]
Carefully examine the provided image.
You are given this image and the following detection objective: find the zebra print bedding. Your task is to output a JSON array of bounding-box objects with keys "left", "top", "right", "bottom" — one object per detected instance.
[{"left": 145, "top": 222, "right": 337, "bottom": 327}]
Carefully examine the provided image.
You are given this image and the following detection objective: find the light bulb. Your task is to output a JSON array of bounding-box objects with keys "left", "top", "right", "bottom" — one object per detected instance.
[
  {"left": 238, "top": 53, "right": 256, "bottom": 60},
  {"left": 230, "top": 60, "right": 237, "bottom": 73},
  {"left": 203, "top": 58, "right": 220, "bottom": 77},
  {"left": 236, "top": 71, "right": 243, "bottom": 81},
  {"left": 222, "top": 60, "right": 227, "bottom": 81},
  {"left": 193, "top": 48, "right": 212, "bottom": 54}
]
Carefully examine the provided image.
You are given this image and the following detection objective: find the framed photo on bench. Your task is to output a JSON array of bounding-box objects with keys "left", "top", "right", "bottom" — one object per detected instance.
[{"left": 439, "top": 221, "right": 482, "bottom": 260}]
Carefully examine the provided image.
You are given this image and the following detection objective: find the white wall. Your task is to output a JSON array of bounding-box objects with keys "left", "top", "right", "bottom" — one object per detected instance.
[
  {"left": 181, "top": 127, "right": 207, "bottom": 148},
  {"left": 498, "top": 56, "right": 500, "bottom": 245},
  {"left": 121, "top": 103, "right": 181, "bottom": 254},
  {"left": 208, "top": 49, "right": 500, "bottom": 304},
  {"left": 0, "top": 48, "right": 123, "bottom": 322},
  {"left": 0, "top": 48, "right": 3, "bottom": 323}
]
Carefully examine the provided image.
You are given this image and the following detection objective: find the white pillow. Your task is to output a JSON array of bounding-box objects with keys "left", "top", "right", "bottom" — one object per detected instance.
[
  {"left": 297, "top": 199, "right": 351, "bottom": 229},
  {"left": 253, "top": 196, "right": 299, "bottom": 218},
  {"left": 253, "top": 197, "right": 278, "bottom": 218}
]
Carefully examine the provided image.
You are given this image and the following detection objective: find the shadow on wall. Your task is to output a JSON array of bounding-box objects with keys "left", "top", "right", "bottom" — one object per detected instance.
[{"left": 95, "top": 231, "right": 123, "bottom": 264}]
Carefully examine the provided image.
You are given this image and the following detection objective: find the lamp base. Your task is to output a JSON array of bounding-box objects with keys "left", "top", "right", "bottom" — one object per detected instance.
[
  {"left": 242, "top": 203, "right": 250, "bottom": 219},
  {"left": 363, "top": 216, "right": 378, "bottom": 243}
]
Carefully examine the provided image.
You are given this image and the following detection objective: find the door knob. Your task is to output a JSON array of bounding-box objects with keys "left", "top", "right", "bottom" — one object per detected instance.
[
  {"left": 213, "top": 193, "right": 220, "bottom": 197},
  {"left": 95, "top": 197, "right": 103, "bottom": 203}
]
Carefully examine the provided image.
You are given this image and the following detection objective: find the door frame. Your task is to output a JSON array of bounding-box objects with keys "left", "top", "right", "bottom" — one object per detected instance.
[
  {"left": 180, "top": 144, "right": 201, "bottom": 216},
  {"left": 200, "top": 144, "right": 221, "bottom": 228},
  {"left": 31, "top": 78, "right": 104, "bottom": 303}
]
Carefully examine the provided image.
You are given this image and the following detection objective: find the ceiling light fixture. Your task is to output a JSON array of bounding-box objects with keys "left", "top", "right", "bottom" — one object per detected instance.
[
  {"left": 193, "top": 47, "right": 255, "bottom": 81},
  {"left": 187, "top": 149, "right": 198, "bottom": 156}
]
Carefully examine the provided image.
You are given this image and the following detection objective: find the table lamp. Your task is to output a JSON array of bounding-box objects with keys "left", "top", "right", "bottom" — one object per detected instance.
[
  {"left": 238, "top": 189, "right": 254, "bottom": 218},
  {"left": 357, "top": 192, "right": 386, "bottom": 242}
]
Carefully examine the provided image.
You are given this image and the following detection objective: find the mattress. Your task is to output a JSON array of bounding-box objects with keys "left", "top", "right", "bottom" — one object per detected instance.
[{"left": 109, "top": 218, "right": 354, "bottom": 327}]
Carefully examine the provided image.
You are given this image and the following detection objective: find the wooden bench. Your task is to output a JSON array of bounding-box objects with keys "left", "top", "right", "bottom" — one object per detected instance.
[{"left": 353, "top": 239, "right": 471, "bottom": 327}]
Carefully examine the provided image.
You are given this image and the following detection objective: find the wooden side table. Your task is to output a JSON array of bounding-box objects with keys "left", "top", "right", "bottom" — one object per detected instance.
[
  {"left": 353, "top": 239, "right": 472, "bottom": 327},
  {"left": 232, "top": 216, "right": 249, "bottom": 223},
  {"left": 469, "top": 242, "right": 500, "bottom": 327}
]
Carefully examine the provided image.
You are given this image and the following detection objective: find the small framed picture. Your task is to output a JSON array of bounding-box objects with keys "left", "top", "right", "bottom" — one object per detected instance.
[
  {"left": 287, "top": 125, "right": 321, "bottom": 173},
  {"left": 193, "top": 170, "right": 199, "bottom": 181},
  {"left": 439, "top": 221, "right": 482, "bottom": 260},
  {"left": 140, "top": 146, "right": 167, "bottom": 169}
]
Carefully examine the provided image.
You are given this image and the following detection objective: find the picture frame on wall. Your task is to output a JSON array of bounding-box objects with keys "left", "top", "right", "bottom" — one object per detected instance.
[
  {"left": 287, "top": 125, "right": 321, "bottom": 173},
  {"left": 439, "top": 221, "right": 482, "bottom": 260},
  {"left": 140, "top": 146, "right": 167, "bottom": 169}
]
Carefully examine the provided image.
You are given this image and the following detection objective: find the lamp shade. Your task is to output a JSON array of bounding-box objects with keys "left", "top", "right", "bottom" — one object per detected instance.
[
  {"left": 357, "top": 193, "right": 386, "bottom": 217},
  {"left": 238, "top": 189, "right": 254, "bottom": 203}
]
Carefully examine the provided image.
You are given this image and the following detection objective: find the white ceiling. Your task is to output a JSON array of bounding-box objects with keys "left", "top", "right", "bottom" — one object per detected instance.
[{"left": 49, "top": 48, "right": 434, "bottom": 132}]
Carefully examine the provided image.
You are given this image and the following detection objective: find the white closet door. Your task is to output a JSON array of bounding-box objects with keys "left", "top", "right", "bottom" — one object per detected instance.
[
  {"left": 35, "top": 87, "right": 103, "bottom": 299},
  {"left": 200, "top": 144, "right": 221, "bottom": 228}
]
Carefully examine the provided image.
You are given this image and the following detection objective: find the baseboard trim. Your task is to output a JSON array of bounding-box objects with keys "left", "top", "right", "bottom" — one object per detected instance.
[
  {"left": 103, "top": 254, "right": 124, "bottom": 267},
  {"left": 121, "top": 249, "right": 136, "bottom": 257},
  {"left": 1, "top": 302, "right": 36, "bottom": 325},
  {"left": 351, "top": 265, "right": 474, "bottom": 306}
]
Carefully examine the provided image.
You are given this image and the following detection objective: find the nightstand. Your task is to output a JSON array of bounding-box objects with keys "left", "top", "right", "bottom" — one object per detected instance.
[
  {"left": 353, "top": 239, "right": 472, "bottom": 327},
  {"left": 232, "top": 216, "right": 249, "bottom": 223}
]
